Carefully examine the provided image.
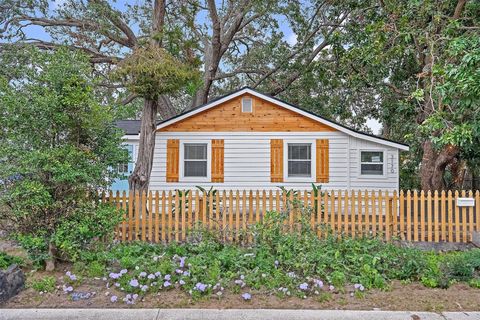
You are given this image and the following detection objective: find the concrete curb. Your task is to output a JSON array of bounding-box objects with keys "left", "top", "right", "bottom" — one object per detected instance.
[{"left": 1, "top": 309, "right": 479, "bottom": 320}]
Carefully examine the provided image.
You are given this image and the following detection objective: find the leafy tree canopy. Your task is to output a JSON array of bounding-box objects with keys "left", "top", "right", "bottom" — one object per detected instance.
[{"left": 0, "top": 47, "right": 126, "bottom": 268}]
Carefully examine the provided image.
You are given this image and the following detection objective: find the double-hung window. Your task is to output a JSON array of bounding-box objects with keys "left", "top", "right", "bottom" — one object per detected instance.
[
  {"left": 360, "top": 151, "right": 384, "bottom": 175},
  {"left": 184, "top": 143, "right": 208, "bottom": 177},
  {"left": 287, "top": 143, "right": 312, "bottom": 177}
]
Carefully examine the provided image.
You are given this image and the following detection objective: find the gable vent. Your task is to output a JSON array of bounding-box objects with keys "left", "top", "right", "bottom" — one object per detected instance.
[{"left": 241, "top": 97, "right": 252, "bottom": 113}]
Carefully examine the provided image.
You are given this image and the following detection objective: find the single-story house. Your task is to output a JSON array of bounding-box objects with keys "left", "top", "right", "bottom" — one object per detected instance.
[{"left": 112, "top": 87, "right": 408, "bottom": 192}]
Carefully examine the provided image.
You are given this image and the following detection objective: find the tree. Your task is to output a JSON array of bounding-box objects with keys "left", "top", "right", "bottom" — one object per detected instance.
[
  {"left": 1, "top": 0, "right": 371, "bottom": 191},
  {"left": 0, "top": 48, "right": 126, "bottom": 270},
  {"left": 332, "top": 0, "right": 480, "bottom": 190}
]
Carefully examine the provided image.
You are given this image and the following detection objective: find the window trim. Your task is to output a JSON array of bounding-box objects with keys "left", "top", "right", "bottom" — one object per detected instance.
[
  {"left": 241, "top": 96, "right": 253, "bottom": 113},
  {"left": 358, "top": 149, "right": 387, "bottom": 178},
  {"left": 179, "top": 140, "right": 211, "bottom": 182},
  {"left": 283, "top": 140, "right": 316, "bottom": 182}
]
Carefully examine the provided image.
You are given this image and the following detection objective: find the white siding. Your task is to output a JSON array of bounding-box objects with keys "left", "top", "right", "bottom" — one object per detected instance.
[
  {"left": 348, "top": 136, "right": 399, "bottom": 192},
  {"left": 148, "top": 131, "right": 385, "bottom": 191}
]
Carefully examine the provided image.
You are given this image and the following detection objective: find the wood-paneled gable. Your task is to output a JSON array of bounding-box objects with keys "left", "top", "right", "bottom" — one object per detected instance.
[{"left": 158, "top": 94, "right": 337, "bottom": 132}]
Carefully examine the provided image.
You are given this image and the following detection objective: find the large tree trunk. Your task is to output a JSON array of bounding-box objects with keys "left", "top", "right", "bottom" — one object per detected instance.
[
  {"left": 128, "top": 99, "right": 158, "bottom": 193},
  {"left": 128, "top": 0, "right": 166, "bottom": 193},
  {"left": 420, "top": 140, "right": 460, "bottom": 191}
]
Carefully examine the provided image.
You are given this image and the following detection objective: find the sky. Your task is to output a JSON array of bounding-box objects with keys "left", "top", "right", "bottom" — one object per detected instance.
[{"left": 17, "top": 0, "right": 382, "bottom": 134}]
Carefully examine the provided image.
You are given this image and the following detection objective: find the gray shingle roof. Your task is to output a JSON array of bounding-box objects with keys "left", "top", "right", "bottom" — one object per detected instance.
[{"left": 115, "top": 120, "right": 141, "bottom": 135}]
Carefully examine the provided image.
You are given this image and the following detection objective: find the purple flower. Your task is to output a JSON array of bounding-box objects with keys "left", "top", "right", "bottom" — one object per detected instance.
[
  {"left": 195, "top": 282, "right": 207, "bottom": 292},
  {"left": 164, "top": 274, "right": 171, "bottom": 281},
  {"left": 313, "top": 279, "right": 324, "bottom": 288},
  {"left": 66, "top": 271, "right": 71, "bottom": 276},
  {"left": 155, "top": 271, "right": 162, "bottom": 277},
  {"left": 179, "top": 257, "right": 186, "bottom": 268},
  {"left": 141, "top": 285, "right": 149, "bottom": 292},
  {"left": 109, "top": 272, "right": 120, "bottom": 279},
  {"left": 354, "top": 283, "right": 365, "bottom": 291},
  {"left": 147, "top": 274, "right": 155, "bottom": 280},
  {"left": 164, "top": 281, "right": 171, "bottom": 287},
  {"left": 274, "top": 260, "right": 279, "bottom": 267},
  {"left": 120, "top": 269, "right": 128, "bottom": 275},
  {"left": 183, "top": 271, "right": 190, "bottom": 277},
  {"left": 110, "top": 295, "right": 118, "bottom": 303},
  {"left": 234, "top": 279, "right": 246, "bottom": 288},
  {"left": 132, "top": 294, "right": 138, "bottom": 300},
  {"left": 176, "top": 269, "right": 183, "bottom": 274},
  {"left": 123, "top": 294, "right": 135, "bottom": 305},
  {"left": 329, "top": 285, "right": 335, "bottom": 291},
  {"left": 179, "top": 279, "right": 185, "bottom": 285},
  {"left": 139, "top": 272, "right": 147, "bottom": 278},
  {"left": 63, "top": 285, "right": 73, "bottom": 293},
  {"left": 299, "top": 283, "right": 308, "bottom": 291},
  {"left": 69, "top": 274, "right": 77, "bottom": 281},
  {"left": 241, "top": 293, "right": 252, "bottom": 300},
  {"left": 129, "top": 279, "right": 139, "bottom": 287}
]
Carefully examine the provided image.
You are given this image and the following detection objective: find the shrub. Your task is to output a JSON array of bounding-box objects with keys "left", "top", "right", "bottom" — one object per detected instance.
[{"left": 0, "top": 48, "right": 127, "bottom": 269}]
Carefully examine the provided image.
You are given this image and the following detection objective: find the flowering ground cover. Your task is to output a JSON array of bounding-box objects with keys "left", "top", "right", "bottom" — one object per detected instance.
[{"left": 2, "top": 211, "right": 480, "bottom": 309}]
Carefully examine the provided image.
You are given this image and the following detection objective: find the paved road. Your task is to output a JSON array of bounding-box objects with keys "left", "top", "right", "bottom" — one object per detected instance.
[{"left": 1, "top": 309, "right": 480, "bottom": 320}]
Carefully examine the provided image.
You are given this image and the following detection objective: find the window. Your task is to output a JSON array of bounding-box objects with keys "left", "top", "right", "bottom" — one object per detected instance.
[
  {"left": 241, "top": 97, "right": 252, "bottom": 112},
  {"left": 287, "top": 143, "right": 312, "bottom": 177},
  {"left": 360, "top": 151, "right": 384, "bottom": 175},
  {"left": 118, "top": 163, "right": 129, "bottom": 174},
  {"left": 184, "top": 143, "right": 208, "bottom": 177}
]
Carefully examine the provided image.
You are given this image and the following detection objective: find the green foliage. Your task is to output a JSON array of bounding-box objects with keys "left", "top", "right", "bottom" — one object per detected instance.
[
  {"left": 0, "top": 47, "right": 126, "bottom": 266},
  {"left": 0, "top": 252, "right": 24, "bottom": 269},
  {"left": 69, "top": 205, "right": 480, "bottom": 302},
  {"left": 29, "top": 276, "right": 56, "bottom": 293},
  {"left": 113, "top": 45, "right": 200, "bottom": 100}
]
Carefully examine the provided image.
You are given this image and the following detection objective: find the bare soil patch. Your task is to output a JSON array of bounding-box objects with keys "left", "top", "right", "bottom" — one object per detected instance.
[{"left": 3, "top": 269, "right": 479, "bottom": 311}]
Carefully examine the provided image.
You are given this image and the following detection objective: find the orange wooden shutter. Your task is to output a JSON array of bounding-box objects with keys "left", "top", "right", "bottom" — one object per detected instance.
[
  {"left": 316, "top": 139, "right": 329, "bottom": 183},
  {"left": 211, "top": 139, "right": 224, "bottom": 182},
  {"left": 166, "top": 139, "right": 179, "bottom": 182},
  {"left": 270, "top": 139, "right": 283, "bottom": 182}
]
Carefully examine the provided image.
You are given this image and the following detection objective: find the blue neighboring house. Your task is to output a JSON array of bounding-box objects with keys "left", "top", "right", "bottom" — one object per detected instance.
[{"left": 111, "top": 120, "right": 141, "bottom": 192}]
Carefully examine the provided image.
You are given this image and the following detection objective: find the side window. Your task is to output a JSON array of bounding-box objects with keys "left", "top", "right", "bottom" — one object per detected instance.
[
  {"left": 360, "top": 151, "right": 384, "bottom": 175},
  {"left": 118, "top": 144, "right": 134, "bottom": 174},
  {"left": 287, "top": 143, "right": 312, "bottom": 177},
  {"left": 184, "top": 143, "right": 208, "bottom": 177}
]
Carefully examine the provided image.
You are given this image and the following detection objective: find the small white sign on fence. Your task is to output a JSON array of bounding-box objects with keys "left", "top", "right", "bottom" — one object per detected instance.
[{"left": 456, "top": 197, "right": 475, "bottom": 207}]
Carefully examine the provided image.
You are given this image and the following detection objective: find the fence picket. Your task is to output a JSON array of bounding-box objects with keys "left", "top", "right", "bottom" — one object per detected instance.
[
  {"left": 161, "top": 191, "right": 166, "bottom": 242},
  {"left": 455, "top": 190, "right": 460, "bottom": 242},
  {"left": 357, "top": 190, "right": 362, "bottom": 236},
  {"left": 420, "top": 191, "right": 425, "bottom": 241},
  {"left": 148, "top": 191, "right": 153, "bottom": 242},
  {"left": 109, "top": 189, "right": 477, "bottom": 244},
  {"left": 448, "top": 190, "right": 453, "bottom": 242},
  {"left": 440, "top": 191, "right": 446, "bottom": 242},
  {"left": 378, "top": 191, "right": 383, "bottom": 239},
  {"left": 168, "top": 191, "right": 173, "bottom": 242},
  {"left": 468, "top": 190, "right": 474, "bottom": 242},
  {"left": 405, "top": 190, "right": 410, "bottom": 241}
]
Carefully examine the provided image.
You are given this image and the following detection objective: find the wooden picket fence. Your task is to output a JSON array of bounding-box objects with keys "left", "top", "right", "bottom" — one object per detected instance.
[{"left": 102, "top": 189, "right": 480, "bottom": 244}]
